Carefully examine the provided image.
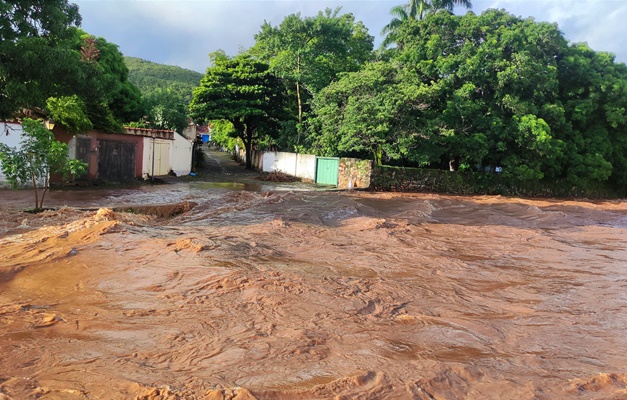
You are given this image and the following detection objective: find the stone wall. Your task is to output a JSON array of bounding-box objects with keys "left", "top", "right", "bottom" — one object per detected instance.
[
  {"left": 371, "top": 166, "right": 476, "bottom": 194},
  {"left": 338, "top": 158, "right": 372, "bottom": 189}
]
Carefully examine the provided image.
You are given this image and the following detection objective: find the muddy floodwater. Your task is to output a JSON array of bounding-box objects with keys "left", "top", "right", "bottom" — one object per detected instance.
[{"left": 1, "top": 155, "right": 626, "bottom": 399}]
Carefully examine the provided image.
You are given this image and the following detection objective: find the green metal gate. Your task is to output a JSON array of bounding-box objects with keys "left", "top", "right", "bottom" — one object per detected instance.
[{"left": 315, "top": 157, "right": 339, "bottom": 186}]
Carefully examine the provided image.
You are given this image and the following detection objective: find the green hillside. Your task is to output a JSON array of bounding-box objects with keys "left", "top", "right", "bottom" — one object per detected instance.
[{"left": 124, "top": 56, "right": 203, "bottom": 104}]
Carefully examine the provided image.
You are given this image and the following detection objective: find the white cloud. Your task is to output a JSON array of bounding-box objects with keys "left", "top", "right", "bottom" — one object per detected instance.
[
  {"left": 483, "top": 0, "right": 627, "bottom": 60},
  {"left": 74, "top": 0, "right": 627, "bottom": 72}
]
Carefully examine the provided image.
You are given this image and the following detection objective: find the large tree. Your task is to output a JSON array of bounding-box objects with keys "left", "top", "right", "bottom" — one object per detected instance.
[
  {"left": 310, "top": 61, "right": 437, "bottom": 166},
  {"left": 0, "top": 0, "right": 82, "bottom": 118},
  {"left": 0, "top": 2, "right": 143, "bottom": 131},
  {"left": 386, "top": 8, "right": 627, "bottom": 188},
  {"left": 189, "top": 55, "right": 285, "bottom": 169},
  {"left": 392, "top": 10, "right": 568, "bottom": 178},
  {"left": 557, "top": 43, "right": 627, "bottom": 186},
  {"left": 250, "top": 8, "right": 373, "bottom": 146},
  {"left": 68, "top": 30, "right": 143, "bottom": 131}
]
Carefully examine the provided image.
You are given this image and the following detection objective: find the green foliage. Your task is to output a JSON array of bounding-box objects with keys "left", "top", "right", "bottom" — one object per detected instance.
[
  {"left": 251, "top": 8, "right": 374, "bottom": 94},
  {"left": 0, "top": 2, "right": 145, "bottom": 131},
  {"left": 310, "top": 8, "right": 627, "bottom": 195},
  {"left": 250, "top": 8, "right": 374, "bottom": 147},
  {"left": 13, "top": 29, "right": 144, "bottom": 133},
  {"left": 126, "top": 120, "right": 148, "bottom": 129},
  {"left": 125, "top": 56, "right": 204, "bottom": 133},
  {"left": 310, "top": 61, "right": 436, "bottom": 166},
  {"left": 189, "top": 55, "right": 286, "bottom": 168},
  {"left": 2, "top": 22, "right": 144, "bottom": 132},
  {"left": 0, "top": 0, "right": 81, "bottom": 41},
  {"left": 557, "top": 43, "right": 627, "bottom": 186},
  {"left": 392, "top": 10, "right": 569, "bottom": 179},
  {"left": 209, "top": 120, "right": 239, "bottom": 151},
  {"left": 46, "top": 95, "right": 93, "bottom": 134},
  {"left": 141, "top": 88, "right": 188, "bottom": 133},
  {"left": 74, "top": 33, "right": 143, "bottom": 128},
  {"left": 372, "top": 165, "right": 625, "bottom": 198},
  {"left": 208, "top": 50, "right": 229, "bottom": 66},
  {"left": 0, "top": 118, "right": 87, "bottom": 209},
  {"left": 381, "top": 0, "right": 472, "bottom": 48},
  {"left": 124, "top": 56, "right": 203, "bottom": 105},
  {"left": 0, "top": 1, "right": 82, "bottom": 118}
]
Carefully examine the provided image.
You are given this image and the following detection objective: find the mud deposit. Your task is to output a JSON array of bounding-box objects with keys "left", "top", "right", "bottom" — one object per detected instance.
[{"left": 1, "top": 190, "right": 627, "bottom": 399}]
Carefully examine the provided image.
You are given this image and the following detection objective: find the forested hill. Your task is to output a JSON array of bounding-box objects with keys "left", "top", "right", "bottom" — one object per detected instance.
[{"left": 124, "top": 56, "right": 203, "bottom": 103}]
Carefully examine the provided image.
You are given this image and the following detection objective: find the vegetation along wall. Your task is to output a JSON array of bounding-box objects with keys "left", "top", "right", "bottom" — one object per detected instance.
[{"left": 371, "top": 166, "right": 626, "bottom": 199}]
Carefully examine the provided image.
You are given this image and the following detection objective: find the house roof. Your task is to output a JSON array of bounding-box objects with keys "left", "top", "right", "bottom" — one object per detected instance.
[{"left": 123, "top": 127, "right": 174, "bottom": 140}]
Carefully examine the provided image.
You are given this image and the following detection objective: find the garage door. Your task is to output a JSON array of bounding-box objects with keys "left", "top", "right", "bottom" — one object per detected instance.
[{"left": 98, "top": 140, "right": 136, "bottom": 181}]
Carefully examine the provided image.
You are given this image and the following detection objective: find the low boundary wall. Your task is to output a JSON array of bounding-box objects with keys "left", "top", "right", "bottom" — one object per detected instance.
[
  {"left": 262, "top": 152, "right": 316, "bottom": 181},
  {"left": 234, "top": 148, "right": 373, "bottom": 188}
]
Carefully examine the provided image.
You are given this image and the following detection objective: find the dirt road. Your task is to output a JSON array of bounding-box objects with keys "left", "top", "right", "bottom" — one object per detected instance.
[{"left": 1, "top": 152, "right": 626, "bottom": 399}]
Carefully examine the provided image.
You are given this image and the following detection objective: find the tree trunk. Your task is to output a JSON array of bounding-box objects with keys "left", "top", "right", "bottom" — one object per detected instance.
[
  {"left": 244, "top": 125, "right": 253, "bottom": 170},
  {"left": 296, "top": 81, "right": 302, "bottom": 144},
  {"left": 296, "top": 52, "right": 303, "bottom": 145},
  {"left": 373, "top": 147, "right": 383, "bottom": 166},
  {"left": 40, "top": 171, "right": 50, "bottom": 210},
  {"left": 449, "top": 156, "right": 460, "bottom": 171},
  {"left": 31, "top": 172, "right": 39, "bottom": 210}
]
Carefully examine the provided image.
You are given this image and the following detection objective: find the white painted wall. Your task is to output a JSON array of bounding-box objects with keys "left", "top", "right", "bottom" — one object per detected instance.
[
  {"left": 262, "top": 151, "right": 316, "bottom": 181},
  {"left": 142, "top": 137, "right": 172, "bottom": 178},
  {"left": 0, "top": 123, "right": 23, "bottom": 187},
  {"left": 262, "top": 152, "right": 275, "bottom": 172},
  {"left": 0, "top": 122, "right": 49, "bottom": 188},
  {"left": 170, "top": 132, "right": 193, "bottom": 176}
]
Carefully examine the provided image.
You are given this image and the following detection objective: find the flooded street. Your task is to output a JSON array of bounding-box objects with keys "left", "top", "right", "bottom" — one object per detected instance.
[{"left": 1, "top": 151, "right": 626, "bottom": 399}]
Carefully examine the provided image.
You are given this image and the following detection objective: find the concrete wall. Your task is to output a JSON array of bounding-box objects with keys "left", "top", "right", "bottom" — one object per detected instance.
[
  {"left": 170, "top": 132, "right": 193, "bottom": 176},
  {"left": 235, "top": 147, "right": 373, "bottom": 188},
  {"left": 262, "top": 151, "right": 316, "bottom": 181}
]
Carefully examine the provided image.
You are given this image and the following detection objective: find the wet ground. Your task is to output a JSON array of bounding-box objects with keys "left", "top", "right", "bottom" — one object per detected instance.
[{"left": 1, "top": 150, "right": 626, "bottom": 399}]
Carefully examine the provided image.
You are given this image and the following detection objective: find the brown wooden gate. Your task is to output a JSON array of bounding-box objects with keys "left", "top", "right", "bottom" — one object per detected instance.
[{"left": 98, "top": 139, "right": 136, "bottom": 181}]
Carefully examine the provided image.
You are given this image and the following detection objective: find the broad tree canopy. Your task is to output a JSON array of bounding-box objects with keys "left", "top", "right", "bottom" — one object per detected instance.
[
  {"left": 249, "top": 8, "right": 374, "bottom": 147},
  {"left": 310, "top": 61, "right": 436, "bottom": 166},
  {"left": 309, "top": 8, "right": 627, "bottom": 191},
  {"left": 189, "top": 54, "right": 286, "bottom": 169},
  {"left": 0, "top": 0, "right": 82, "bottom": 118}
]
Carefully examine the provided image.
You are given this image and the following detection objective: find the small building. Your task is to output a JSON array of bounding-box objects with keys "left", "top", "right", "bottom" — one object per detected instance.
[
  {"left": 56, "top": 127, "right": 177, "bottom": 182},
  {"left": 3, "top": 120, "right": 193, "bottom": 184},
  {"left": 140, "top": 131, "right": 193, "bottom": 178}
]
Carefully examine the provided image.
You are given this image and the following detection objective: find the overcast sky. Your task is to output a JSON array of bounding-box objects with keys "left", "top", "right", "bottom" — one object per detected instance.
[{"left": 73, "top": 0, "right": 627, "bottom": 73}]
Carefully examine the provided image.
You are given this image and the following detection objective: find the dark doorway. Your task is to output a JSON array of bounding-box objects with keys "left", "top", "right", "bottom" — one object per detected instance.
[{"left": 98, "top": 140, "right": 136, "bottom": 181}]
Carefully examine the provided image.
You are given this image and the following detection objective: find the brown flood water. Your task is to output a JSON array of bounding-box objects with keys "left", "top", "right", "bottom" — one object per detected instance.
[{"left": 1, "top": 175, "right": 627, "bottom": 398}]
